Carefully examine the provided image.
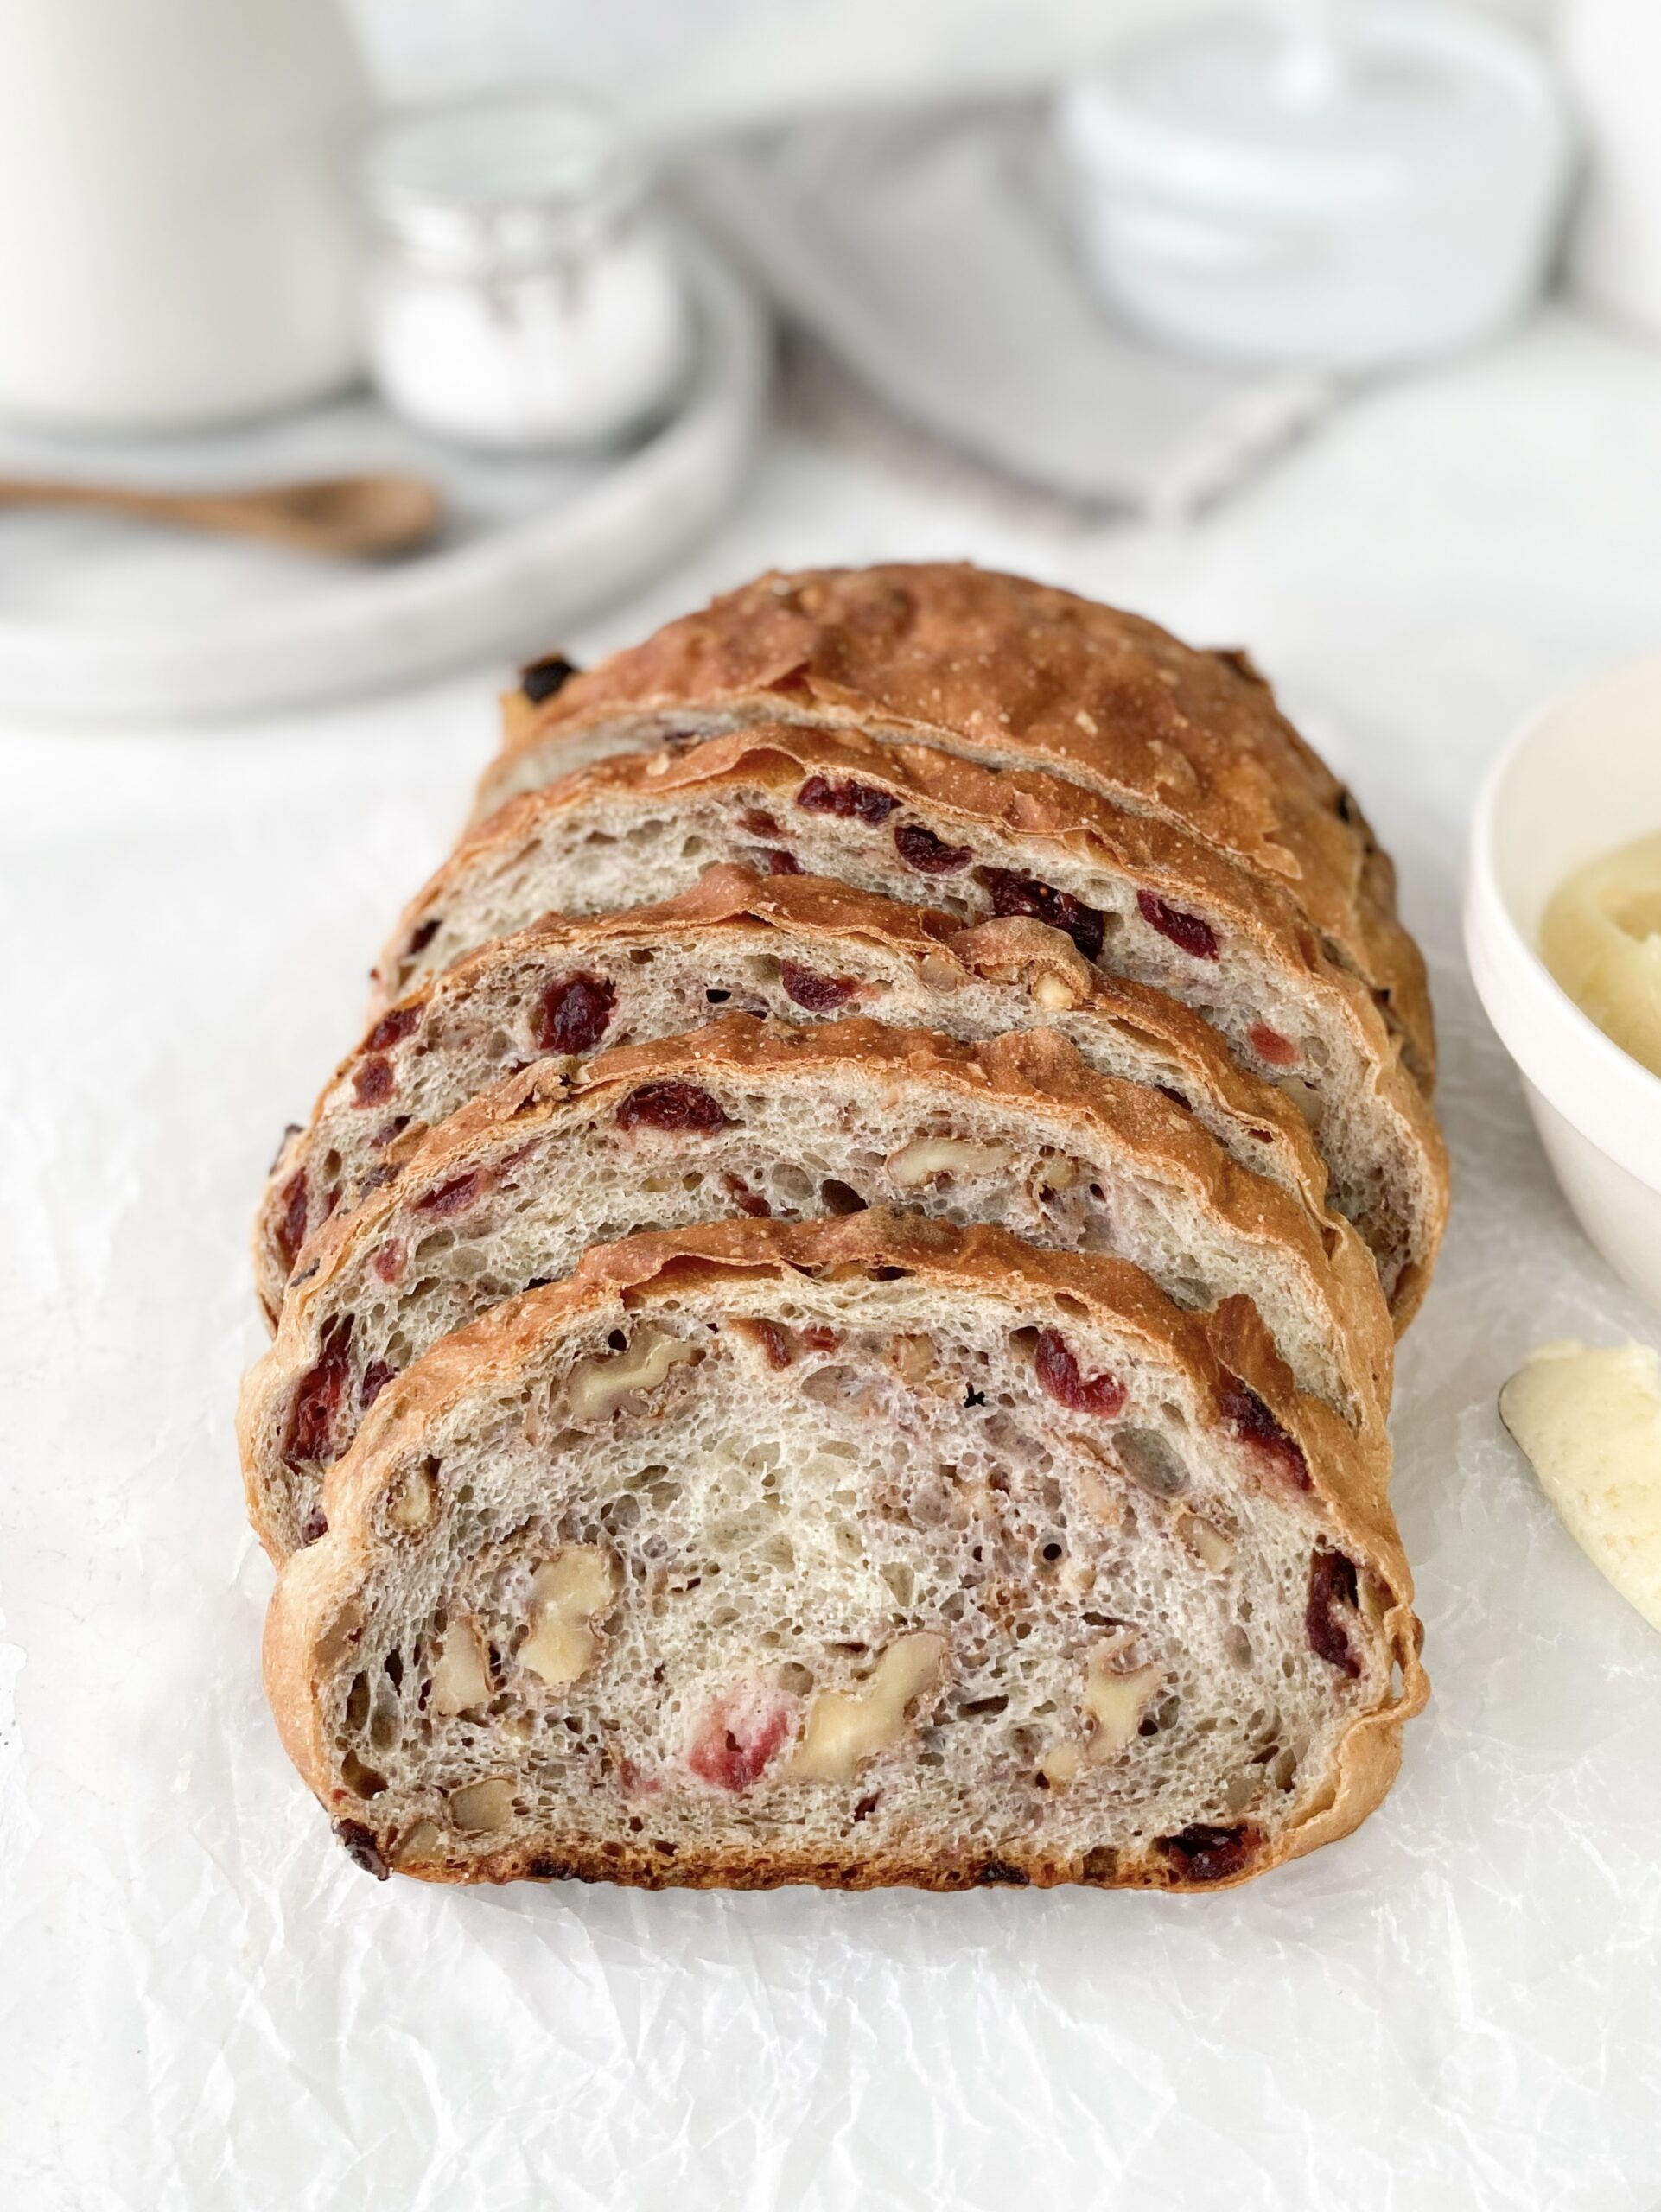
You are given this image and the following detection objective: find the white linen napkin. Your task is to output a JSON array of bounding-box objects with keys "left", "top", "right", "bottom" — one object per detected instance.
[{"left": 680, "top": 100, "right": 1336, "bottom": 518}]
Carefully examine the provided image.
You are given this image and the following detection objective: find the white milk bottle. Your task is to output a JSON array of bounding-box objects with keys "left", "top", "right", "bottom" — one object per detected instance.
[{"left": 0, "top": 0, "right": 366, "bottom": 430}]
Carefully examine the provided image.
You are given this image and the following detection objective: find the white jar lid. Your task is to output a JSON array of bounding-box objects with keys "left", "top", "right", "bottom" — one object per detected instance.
[
  {"left": 1057, "top": 1, "right": 1566, "bottom": 220},
  {"left": 364, "top": 92, "right": 646, "bottom": 271}
]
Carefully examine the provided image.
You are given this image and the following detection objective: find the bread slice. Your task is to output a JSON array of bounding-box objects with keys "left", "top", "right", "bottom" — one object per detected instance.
[
  {"left": 254, "top": 863, "right": 1343, "bottom": 1330},
  {"left": 263, "top": 1211, "right": 1426, "bottom": 1891},
  {"left": 239, "top": 1014, "right": 1394, "bottom": 1560},
  {"left": 485, "top": 563, "right": 1433, "bottom": 1089},
  {"left": 373, "top": 728, "right": 1448, "bottom": 1318}
]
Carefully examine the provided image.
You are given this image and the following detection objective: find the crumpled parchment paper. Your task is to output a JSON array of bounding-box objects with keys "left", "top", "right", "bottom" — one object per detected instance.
[{"left": 4, "top": 311, "right": 1661, "bottom": 2210}]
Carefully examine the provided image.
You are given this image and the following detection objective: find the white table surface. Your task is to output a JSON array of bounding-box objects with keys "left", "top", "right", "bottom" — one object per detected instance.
[{"left": 4, "top": 304, "right": 1661, "bottom": 2212}]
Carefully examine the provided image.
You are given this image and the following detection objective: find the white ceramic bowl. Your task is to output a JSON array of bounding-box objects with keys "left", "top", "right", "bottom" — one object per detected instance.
[{"left": 1465, "top": 656, "right": 1661, "bottom": 1313}]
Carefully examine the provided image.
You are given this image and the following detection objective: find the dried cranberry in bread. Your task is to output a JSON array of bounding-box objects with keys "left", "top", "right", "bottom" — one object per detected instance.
[
  {"left": 373, "top": 728, "right": 1448, "bottom": 1319},
  {"left": 239, "top": 1015, "right": 1393, "bottom": 1559},
  {"left": 255, "top": 864, "right": 1344, "bottom": 1329},
  {"left": 485, "top": 563, "right": 1432, "bottom": 1089},
  {"left": 263, "top": 1213, "right": 1426, "bottom": 1891}
]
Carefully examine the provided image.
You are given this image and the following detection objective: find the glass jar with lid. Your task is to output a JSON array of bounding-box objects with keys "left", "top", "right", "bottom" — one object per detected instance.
[{"left": 363, "top": 92, "right": 693, "bottom": 450}]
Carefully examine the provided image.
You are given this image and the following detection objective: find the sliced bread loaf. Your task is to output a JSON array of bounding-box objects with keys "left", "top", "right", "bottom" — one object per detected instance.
[
  {"left": 486, "top": 563, "right": 1433, "bottom": 1088},
  {"left": 264, "top": 1211, "right": 1425, "bottom": 1891},
  {"left": 239, "top": 1014, "right": 1393, "bottom": 1559},
  {"left": 255, "top": 864, "right": 1341, "bottom": 1329},
  {"left": 372, "top": 728, "right": 1448, "bottom": 1317}
]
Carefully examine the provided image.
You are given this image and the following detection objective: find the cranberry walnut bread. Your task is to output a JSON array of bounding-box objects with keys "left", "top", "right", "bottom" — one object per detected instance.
[
  {"left": 371, "top": 728, "right": 1448, "bottom": 1319},
  {"left": 239, "top": 1015, "right": 1393, "bottom": 1560},
  {"left": 264, "top": 1213, "right": 1426, "bottom": 1891},
  {"left": 254, "top": 864, "right": 1346, "bottom": 1330},
  {"left": 486, "top": 563, "right": 1433, "bottom": 1091},
  {"left": 249, "top": 566, "right": 1442, "bottom": 1891}
]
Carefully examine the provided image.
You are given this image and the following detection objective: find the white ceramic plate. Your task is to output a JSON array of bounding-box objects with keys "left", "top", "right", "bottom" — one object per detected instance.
[{"left": 0, "top": 234, "right": 769, "bottom": 721}]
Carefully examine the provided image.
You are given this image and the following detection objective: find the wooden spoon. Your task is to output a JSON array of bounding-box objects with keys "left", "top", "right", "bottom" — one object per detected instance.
[{"left": 0, "top": 470, "right": 445, "bottom": 560}]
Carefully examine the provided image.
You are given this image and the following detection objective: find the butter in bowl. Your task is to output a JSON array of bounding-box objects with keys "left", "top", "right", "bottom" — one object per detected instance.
[
  {"left": 1539, "top": 830, "right": 1661, "bottom": 1081},
  {"left": 1465, "top": 655, "right": 1661, "bottom": 1313}
]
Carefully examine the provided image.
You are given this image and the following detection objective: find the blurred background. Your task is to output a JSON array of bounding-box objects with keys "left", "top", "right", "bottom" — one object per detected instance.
[
  {"left": 0, "top": 0, "right": 1647, "bottom": 726},
  {"left": 346, "top": 0, "right": 1553, "bottom": 118}
]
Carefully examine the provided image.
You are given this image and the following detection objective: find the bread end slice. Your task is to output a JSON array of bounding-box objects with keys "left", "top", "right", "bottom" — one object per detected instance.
[{"left": 265, "top": 1214, "right": 1424, "bottom": 1892}]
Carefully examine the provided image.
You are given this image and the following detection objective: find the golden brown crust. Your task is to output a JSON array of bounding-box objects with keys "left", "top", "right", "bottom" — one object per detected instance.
[
  {"left": 264, "top": 1212, "right": 1427, "bottom": 1892},
  {"left": 487, "top": 564, "right": 1434, "bottom": 1089},
  {"left": 374, "top": 727, "right": 1449, "bottom": 1323}
]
